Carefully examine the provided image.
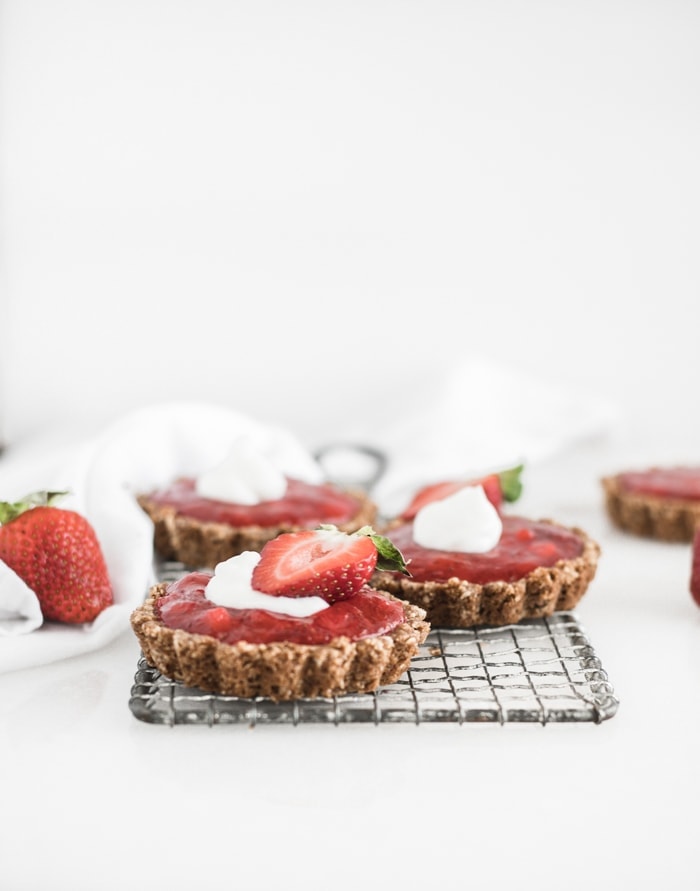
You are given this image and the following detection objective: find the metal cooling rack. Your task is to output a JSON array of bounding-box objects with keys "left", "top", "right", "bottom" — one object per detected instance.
[{"left": 129, "top": 564, "right": 619, "bottom": 727}]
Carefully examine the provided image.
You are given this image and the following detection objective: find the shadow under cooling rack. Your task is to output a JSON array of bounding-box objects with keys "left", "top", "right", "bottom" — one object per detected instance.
[{"left": 129, "top": 611, "right": 619, "bottom": 727}]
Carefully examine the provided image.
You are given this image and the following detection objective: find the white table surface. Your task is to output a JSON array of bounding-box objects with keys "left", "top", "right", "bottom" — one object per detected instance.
[{"left": 1, "top": 430, "right": 698, "bottom": 891}]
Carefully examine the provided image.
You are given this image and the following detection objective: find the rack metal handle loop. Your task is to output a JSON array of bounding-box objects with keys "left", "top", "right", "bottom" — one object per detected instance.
[{"left": 314, "top": 443, "right": 388, "bottom": 492}]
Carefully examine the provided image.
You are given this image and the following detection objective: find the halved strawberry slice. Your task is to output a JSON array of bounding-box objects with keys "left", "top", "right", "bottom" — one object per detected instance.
[
  {"left": 400, "top": 480, "right": 468, "bottom": 521},
  {"left": 690, "top": 528, "right": 700, "bottom": 608},
  {"left": 399, "top": 465, "right": 524, "bottom": 520},
  {"left": 252, "top": 525, "right": 408, "bottom": 604}
]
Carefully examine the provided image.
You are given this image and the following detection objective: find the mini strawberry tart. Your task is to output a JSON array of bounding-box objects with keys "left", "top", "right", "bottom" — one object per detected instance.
[
  {"left": 138, "top": 436, "right": 377, "bottom": 568},
  {"left": 130, "top": 525, "right": 429, "bottom": 701},
  {"left": 602, "top": 466, "right": 700, "bottom": 542},
  {"left": 372, "top": 469, "right": 600, "bottom": 628}
]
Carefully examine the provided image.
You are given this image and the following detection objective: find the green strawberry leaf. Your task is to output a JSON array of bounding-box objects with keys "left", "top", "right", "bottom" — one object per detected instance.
[
  {"left": 370, "top": 533, "right": 411, "bottom": 576},
  {"left": 0, "top": 490, "right": 69, "bottom": 524},
  {"left": 355, "top": 525, "right": 411, "bottom": 576},
  {"left": 317, "top": 523, "right": 412, "bottom": 576},
  {"left": 498, "top": 465, "right": 524, "bottom": 503}
]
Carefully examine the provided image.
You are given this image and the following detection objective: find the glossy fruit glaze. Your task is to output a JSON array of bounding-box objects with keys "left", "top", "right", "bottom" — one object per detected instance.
[
  {"left": 384, "top": 516, "right": 584, "bottom": 584},
  {"left": 156, "top": 572, "right": 406, "bottom": 645},
  {"left": 144, "top": 477, "right": 363, "bottom": 527},
  {"left": 617, "top": 467, "right": 700, "bottom": 501}
]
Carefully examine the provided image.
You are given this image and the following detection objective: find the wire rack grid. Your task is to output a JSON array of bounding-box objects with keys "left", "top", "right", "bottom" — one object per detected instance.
[{"left": 129, "top": 561, "right": 618, "bottom": 727}]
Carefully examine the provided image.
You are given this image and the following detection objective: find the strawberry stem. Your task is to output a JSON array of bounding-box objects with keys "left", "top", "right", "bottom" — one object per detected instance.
[
  {"left": 0, "top": 490, "right": 69, "bottom": 524},
  {"left": 498, "top": 465, "right": 524, "bottom": 503}
]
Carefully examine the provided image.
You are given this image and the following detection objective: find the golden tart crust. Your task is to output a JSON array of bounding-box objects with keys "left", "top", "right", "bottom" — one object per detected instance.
[
  {"left": 137, "top": 487, "right": 377, "bottom": 569},
  {"left": 131, "top": 582, "right": 429, "bottom": 702},
  {"left": 371, "top": 519, "right": 600, "bottom": 628},
  {"left": 602, "top": 474, "right": 700, "bottom": 542}
]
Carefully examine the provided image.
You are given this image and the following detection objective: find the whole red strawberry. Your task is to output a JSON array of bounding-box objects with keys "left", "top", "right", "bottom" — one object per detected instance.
[{"left": 0, "top": 491, "right": 113, "bottom": 624}]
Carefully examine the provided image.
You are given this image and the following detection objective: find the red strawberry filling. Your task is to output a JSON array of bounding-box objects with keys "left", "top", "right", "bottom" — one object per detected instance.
[
  {"left": 156, "top": 572, "right": 406, "bottom": 645},
  {"left": 143, "top": 477, "right": 364, "bottom": 527},
  {"left": 383, "top": 516, "right": 584, "bottom": 584},
  {"left": 617, "top": 467, "right": 700, "bottom": 502}
]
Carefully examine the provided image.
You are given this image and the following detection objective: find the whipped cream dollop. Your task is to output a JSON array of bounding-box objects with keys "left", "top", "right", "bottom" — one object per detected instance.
[
  {"left": 413, "top": 484, "right": 502, "bottom": 552},
  {"left": 195, "top": 435, "right": 288, "bottom": 505},
  {"left": 204, "top": 551, "right": 329, "bottom": 617}
]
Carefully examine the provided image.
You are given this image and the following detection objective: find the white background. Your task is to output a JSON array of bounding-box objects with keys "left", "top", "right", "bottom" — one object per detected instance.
[
  {"left": 2, "top": 4, "right": 700, "bottom": 891},
  {"left": 1, "top": 0, "right": 699, "bottom": 453}
]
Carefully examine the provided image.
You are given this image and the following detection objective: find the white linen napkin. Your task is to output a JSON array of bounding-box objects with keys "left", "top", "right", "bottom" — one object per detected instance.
[
  {"left": 368, "top": 357, "right": 617, "bottom": 517},
  {"left": 0, "top": 401, "right": 324, "bottom": 673},
  {"left": 0, "top": 561, "right": 43, "bottom": 636}
]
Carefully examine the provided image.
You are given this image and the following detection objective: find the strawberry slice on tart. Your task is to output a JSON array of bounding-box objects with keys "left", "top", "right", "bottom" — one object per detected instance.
[
  {"left": 252, "top": 524, "right": 408, "bottom": 603},
  {"left": 399, "top": 465, "right": 524, "bottom": 521}
]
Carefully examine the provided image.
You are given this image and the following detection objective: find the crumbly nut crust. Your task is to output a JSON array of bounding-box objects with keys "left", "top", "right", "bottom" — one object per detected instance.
[
  {"left": 371, "top": 520, "right": 600, "bottom": 628},
  {"left": 602, "top": 475, "right": 700, "bottom": 542},
  {"left": 137, "top": 488, "right": 377, "bottom": 568},
  {"left": 130, "top": 583, "right": 429, "bottom": 702}
]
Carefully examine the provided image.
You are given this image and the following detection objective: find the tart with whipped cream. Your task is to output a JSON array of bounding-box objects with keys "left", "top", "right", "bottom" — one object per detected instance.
[
  {"left": 130, "top": 526, "right": 429, "bottom": 701},
  {"left": 372, "top": 471, "right": 600, "bottom": 627},
  {"left": 602, "top": 466, "right": 700, "bottom": 542},
  {"left": 138, "top": 436, "right": 377, "bottom": 568}
]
